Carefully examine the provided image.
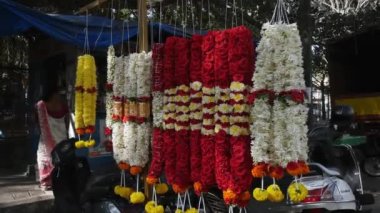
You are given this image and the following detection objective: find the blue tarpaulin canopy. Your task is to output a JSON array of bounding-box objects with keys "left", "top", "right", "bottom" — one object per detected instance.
[{"left": 0, "top": 0, "right": 199, "bottom": 49}]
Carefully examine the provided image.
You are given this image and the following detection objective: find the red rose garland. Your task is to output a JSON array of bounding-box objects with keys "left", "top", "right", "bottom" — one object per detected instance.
[
  {"left": 189, "top": 35, "right": 203, "bottom": 192},
  {"left": 174, "top": 37, "right": 192, "bottom": 191},
  {"left": 225, "top": 26, "right": 254, "bottom": 205},
  {"left": 214, "top": 30, "right": 233, "bottom": 192},
  {"left": 162, "top": 37, "right": 178, "bottom": 185},
  {"left": 147, "top": 43, "right": 165, "bottom": 184},
  {"left": 200, "top": 32, "right": 216, "bottom": 191}
]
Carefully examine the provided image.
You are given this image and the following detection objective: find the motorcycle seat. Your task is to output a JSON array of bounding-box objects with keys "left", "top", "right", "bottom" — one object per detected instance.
[
  {"left": 308, "top": 162, "right": 341, "bottom": 177},
  {"left": 80, "top": 173, "right": 119, "bottom": 203}
]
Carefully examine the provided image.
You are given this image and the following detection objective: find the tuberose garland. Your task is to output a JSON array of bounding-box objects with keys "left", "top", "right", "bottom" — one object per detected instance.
[
  {"left": 250, "top": 23, "right": 309, "bottom": 203},
  {"left": 105, "top": 46, "right": 115, "bottom": 137},
  {"left": 125, "top": 52, "right": 153, "bottom": 173},
  {"left": 112, "top": 56, "right": 126, "bottom": 164}
]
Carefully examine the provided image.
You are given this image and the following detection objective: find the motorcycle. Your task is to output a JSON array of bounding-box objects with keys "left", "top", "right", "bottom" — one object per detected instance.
[
  {"left": 273, "top": 105, "right": 374, "bottom": 212},
  {"left": 330, "top": 105, "right": 380, "bottom": 177},
  {"left": 180, "top": 105, "right": 375, "bottom": 213},
  {"left": 51, "top": 138, "right": 142, "bottom": 213}
]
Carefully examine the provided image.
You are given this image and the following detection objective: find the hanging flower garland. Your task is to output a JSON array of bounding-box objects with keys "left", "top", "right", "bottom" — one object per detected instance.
[
  {"left": 123, "top": 53, "right": 138, "bottom": 173},
  {"left": 112, "top": 56, "right": 127, "bottom": 165},
  {"left": 128, "top": 51, "right": 152, "bottom": 171},
  {"left": 105, "top": 46, "right": 115, "bottom": 138},
  {"left": 145, "top": 42, "right": 169, "bottom": 213},
  {"left": 189, "top": 35, "right": 203, "bottom": 193},
  {"left": 200, "top": 32, "right": 216, "bottom": 192},
  {"left": 223, "top": 26, "right": 254, "bottom": 207},
  {"left": 127, "top": 51, "right": 153, "bottom": 204},
  {"left": 74, "top": 54, "right": 97, "bottom": 149},
  {"left": 147, "top": 43, "right": 165, "bottom": 185},
  {"left": 250, "top": 22, "right": 309, "bottom": 203},
  {"left": 272, "top": 24, "right": 309, "bottom": 171},
  {"left": 214, "top": 30, "right": 233, "bottom": 194},
  {"left": 173, "top": 37, "right": 192, "bottom": 193},
  {"left": 74, "top": 56, "right": 85, "bottom": 135},
  {"left": 163, "top": 37, "right": 178, "bottom": 186}
]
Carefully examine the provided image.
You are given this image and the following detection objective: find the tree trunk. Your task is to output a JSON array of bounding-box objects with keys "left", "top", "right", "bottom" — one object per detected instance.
[
  {"left": 297, "top": 0, "right": 313, "bottom": 124},
  {"left": 321, "top": 78, "right": 326, "bottom": 120}
]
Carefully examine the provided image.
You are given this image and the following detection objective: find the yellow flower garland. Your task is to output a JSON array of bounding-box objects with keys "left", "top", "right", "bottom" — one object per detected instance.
[
  {"left": 82, "top": 55, "right": 97, "bottom": 134},
  {"left": 253, "top": 188, "right": 268, "bottom": 202},
  {"left": 74, "top": 54, "right": 97, "bottom": 149},
  {"left": 74, "top": 56, "right": 85, "bottom": 134},
  {"left": 267, "top": 184, "right": 284, "bottom": 202},
  {"left": 287, "top": 182, "right": 308, "bottom": 203}
]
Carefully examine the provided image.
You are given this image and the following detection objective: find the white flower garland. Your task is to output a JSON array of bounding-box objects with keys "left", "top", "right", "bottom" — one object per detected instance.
[
  {"left": 113, "top": 56, "right": 125, "bottom": 98},
  {"left": 126, "top": 53, "right": 138, "bottom": 99},
  {"left": 122, "top": 56, "right": 130, "bottom": 98},
  {"left": 124, "top": 122, "right": 137, "bottom": 165},
  {"left": 251, "top": 23, "right": 308, "bottom": 167},
  {"left": 112, "top": 56, "right": 127, "bottom": 163},
  {"left": 107, "top": 46, "right": 115, "bottom": 84},
  {"left": 112, "top": 122, "right": 125, "bottom": 163},
  {"left": 124, "top": 54, "right": 138, "bottom": 165},
  {"left": 136, "top": 122, "right": 152, "bottom": 166},
  {"left": 106, "top": 46, "right": 115, "bottom": 129},
  {"left": 152, "top": 92, "right": 164, "bottom": 128},
  {"left": 136, "top": 52, "right": 153, "bottom": 98},
  {"left": 250, "top": 97, "right": 272, "bottom": 164},
  {"left": 124, "top": 51, "right": 153, "bottom": 168}
]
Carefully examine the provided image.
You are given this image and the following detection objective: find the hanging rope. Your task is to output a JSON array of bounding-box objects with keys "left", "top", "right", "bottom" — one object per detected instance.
[
  {"left": 135, "top": 0, "right": 140, "bottom": 53},
  {"left": 240, "top": 0, "right": 244, "bottom": 25},
  {"left": 174, "top": 0, "right": 179, "bottom": 36},
  {"left": 181, "top": 0, "right": 185, "bottom": 37},
  {"left": 83, "top": 10, "right": 90, "bottom": 54},
  {"left": 191, "top": 0, "right": 195, "bottom": 34},
  {"left": 93, "top": 3, "right": 111, "bottom": 50},
  {"left": 125, "top": 0, "right": 131, "bottom": 54},
  {"left": 110, "top": 0, "right": 114, "bottom": 45},
  {"left": 200, "top": 0, "right": 203, "bottom": 30},
  {"left": 149, "top": 0, "right": 154, "bottom": 46},
  {"left": 159, "top": 1, "right": 162, "bottom": 43},
  {"left": 270, "top": 0, "right": 289, "bottom": 24},
  {"left": 225, "top": 0, "right": 228, "bottom": 29},
  {"left": 232, "top": 0, "right": 237, "bottom": 27},
  {"left": 183, "top": 0, "right": 188, "bottom": 37},
  {"left": 207, "top": 0, "right": 211, "bottom": 28},
  {"left": 120, "top": 0, "right": 128, "bottom": 55}
]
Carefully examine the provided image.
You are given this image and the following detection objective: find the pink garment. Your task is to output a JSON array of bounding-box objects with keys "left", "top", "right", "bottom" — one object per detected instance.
[{"left": 36, "top": 101, "right": 68, "bottom": 188}]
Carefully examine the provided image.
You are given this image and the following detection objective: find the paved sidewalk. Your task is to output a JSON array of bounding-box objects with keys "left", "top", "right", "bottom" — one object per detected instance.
[{"left": 0, "top": 170, "right": 54, "bottom": 213}]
